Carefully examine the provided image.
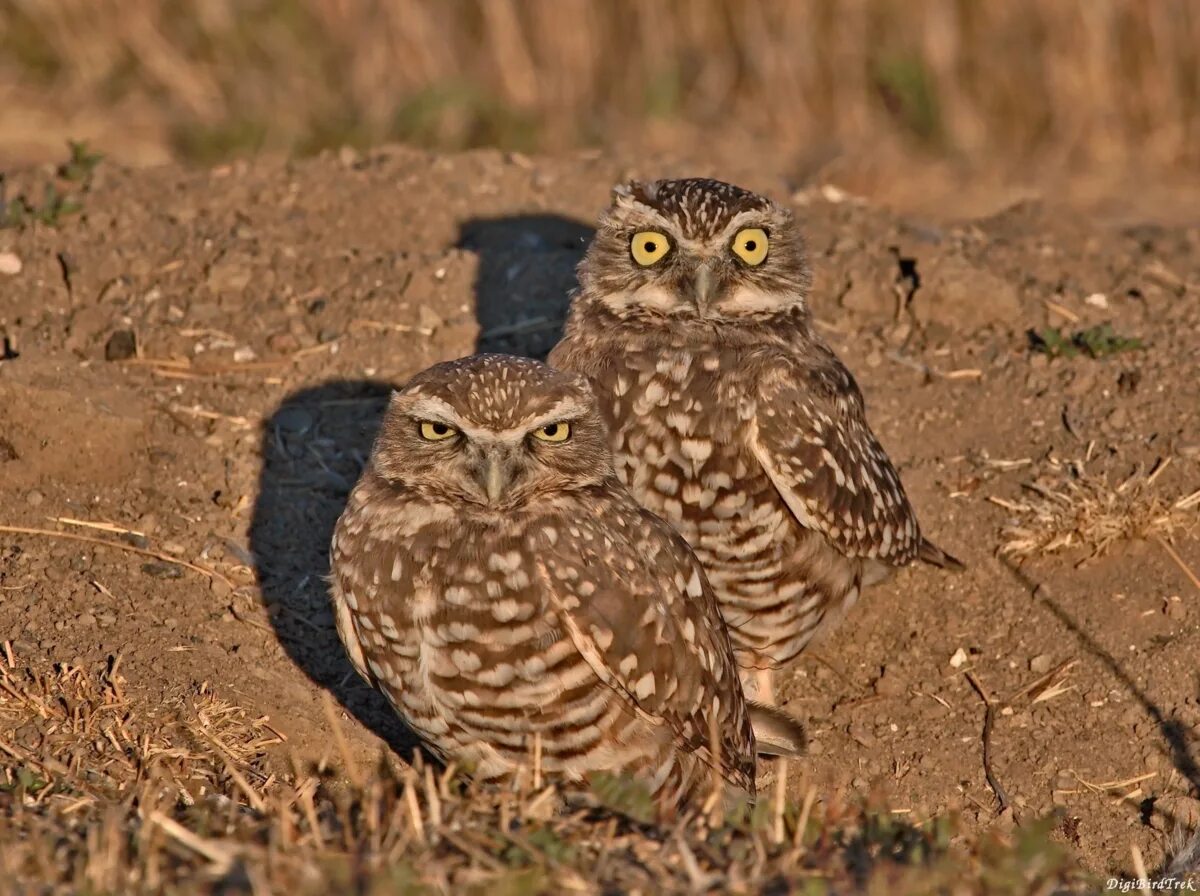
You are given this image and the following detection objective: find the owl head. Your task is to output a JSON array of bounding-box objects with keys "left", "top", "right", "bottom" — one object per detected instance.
[
  {"left": 370, "top": 354, "right": 613, "bottom": 509},
  {"left": 578, "top": 178, "right": 812, "bottom": 322}
]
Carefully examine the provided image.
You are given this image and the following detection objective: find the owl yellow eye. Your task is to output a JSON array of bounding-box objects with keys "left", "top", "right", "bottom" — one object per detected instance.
[
  {"left": 630, "top": 231, "right": 671, "bottom": 266},
  {"left": 731, "top": 227, "right": 769, "bottom": 265},
  {"left": 531, "top": 421, "right": 571, "bottom": 443},
  {"left": 418, "top": 421, "right": 458, "bottom": 441}
]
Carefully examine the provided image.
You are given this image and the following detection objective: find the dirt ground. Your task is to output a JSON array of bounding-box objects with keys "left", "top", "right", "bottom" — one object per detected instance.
[{"left": 1, "top": 145, "right": 1198, "bottom": 881}]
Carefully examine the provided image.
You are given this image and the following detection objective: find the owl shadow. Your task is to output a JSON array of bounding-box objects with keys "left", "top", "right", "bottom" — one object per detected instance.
[
  {"left": 249, "top": 378, "right": 424, "bottom": 762},
  {"left": 458, "top": 214, "right": 594, "bottom": 359}
]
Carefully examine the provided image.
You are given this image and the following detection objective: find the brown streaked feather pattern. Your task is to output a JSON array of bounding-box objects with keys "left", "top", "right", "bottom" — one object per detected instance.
[{"left": 329, "top": 354, "right": 757, "bottom": 811}]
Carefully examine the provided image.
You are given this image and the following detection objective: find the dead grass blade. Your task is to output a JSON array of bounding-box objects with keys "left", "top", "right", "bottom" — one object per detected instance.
[
  {"left": 994, "top": 458, "right": 1199, "bottom": 562},
  {"left": 0, "top": 524, "right": 234, "bottom": 588}
]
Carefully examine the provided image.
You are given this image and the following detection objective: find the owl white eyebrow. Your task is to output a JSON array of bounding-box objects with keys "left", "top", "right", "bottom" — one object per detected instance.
[{"left": 718, "top": 210, "right": 772, "bottom": 240}]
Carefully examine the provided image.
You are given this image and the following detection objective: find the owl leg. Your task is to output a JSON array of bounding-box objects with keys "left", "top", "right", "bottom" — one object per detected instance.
[{"left": 753, "top": 667, "right": 775, "bottom": 705}]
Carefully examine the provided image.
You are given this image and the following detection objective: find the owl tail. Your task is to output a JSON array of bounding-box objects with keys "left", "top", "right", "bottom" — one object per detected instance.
[
  {"left": 747, "top": 702, "right": 807, "bottom": 758},
  {"left": 919, "top": 538, "right": 965, "bottom": 572}
]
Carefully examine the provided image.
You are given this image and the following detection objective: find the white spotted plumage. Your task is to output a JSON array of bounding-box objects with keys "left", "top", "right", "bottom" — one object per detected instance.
[
  {"left": 549, "top": 178, "right": 961, "bottom": 699},
  {"left": 329, "top": 354, "right": 794, "bottom": 812}
]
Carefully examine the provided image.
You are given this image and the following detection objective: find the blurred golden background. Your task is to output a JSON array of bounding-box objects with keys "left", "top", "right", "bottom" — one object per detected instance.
[{"left": 1, "top": 0, "right": 1198, "bottom": 183}]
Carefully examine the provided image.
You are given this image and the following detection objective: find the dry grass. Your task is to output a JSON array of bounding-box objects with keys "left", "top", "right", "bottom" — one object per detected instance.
[
  {"left": 0, "top": 650, "right": 1090, "bottom": 894},
  {"left": 992, "top": 456, "right": 1200, "bottom": 564},
  {"left": 0, "top": 0, "right": 1198, "bottom": 168}
]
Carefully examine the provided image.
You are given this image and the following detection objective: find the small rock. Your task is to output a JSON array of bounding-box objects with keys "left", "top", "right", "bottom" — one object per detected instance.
[
  {"left": 25, "top": 489, "right": 44, "bottom": 507},
  {"left": 104, "top": 330, "right": 138, "bottom": 361},
  {"left": 418, "top": 305, "right": 443, "bottom": 331},
  {"left": 232, "top": 346, "right": 258, "bottom": 363},
  {"left": 1065, "top": 366, "right": 1095, "bottom": 396},
  {"left": 1165, "top": 597, "right": 1186, "bottom": 620},
  {"left": 1030, "top": 654, "right": 1053, "bottom": 674},
  {"left": 141, "top": 561, "right": 183, "bottom": 579},
  {"left": 949, "top": 647, "right": 968, "bottom": 668},
  {"left": 0, "top": 252, "right": 22, "bottom": 276},
  {"left": 1084, "top": 292, "right": 1109, "bottom": 309},
  {"left": 207, "top": 255, "right": 253, "bottom": 293},
  {"left": 76, "top": 612, "right": 96, "bottom": 627},
  {"left": 267, "top": 331, "right": 300, "bottom": 354},
  {"left": 274, "top": 405, "right": 314, "bottom": 435},
  {"left": 1106, "top": 406, "right": 1129, "bottom": 430},
  {"left": 821, "top": 184, "right": 850, "bottom": 203}
]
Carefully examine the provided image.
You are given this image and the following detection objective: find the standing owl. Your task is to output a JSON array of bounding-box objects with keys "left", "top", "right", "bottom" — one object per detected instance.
[
  {"left": 549, "top": 178, "right": 961, "bottom": 703},
  {"left": 329, "top": 354, "right": 802, "bottom": 813}
]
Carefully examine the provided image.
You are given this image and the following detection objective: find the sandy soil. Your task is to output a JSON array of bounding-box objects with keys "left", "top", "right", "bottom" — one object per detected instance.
[{"left": 1, "top": 145, "right": 1198, "bottom": 878}]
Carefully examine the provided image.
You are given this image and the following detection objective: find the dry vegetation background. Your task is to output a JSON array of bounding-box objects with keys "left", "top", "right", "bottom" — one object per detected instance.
[{"left": 1, "top": 0, "right": 1198, "bottom": 173}]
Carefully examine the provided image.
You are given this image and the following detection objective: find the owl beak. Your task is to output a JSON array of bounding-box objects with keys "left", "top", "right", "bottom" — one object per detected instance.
[
  {"left": 692, "top": 263, "right": 716, "bottom": 308},
  {"left": 478, "top": 451, "right": 512, "bottom": 505}
]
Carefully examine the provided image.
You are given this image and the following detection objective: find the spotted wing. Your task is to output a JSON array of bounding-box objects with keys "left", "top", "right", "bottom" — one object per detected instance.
[
  {"left": 529, "top": 494, "right": 755, "bottom": 791},
  {"left": 748, "top": 353, "right": 923, "bottom": 565}
]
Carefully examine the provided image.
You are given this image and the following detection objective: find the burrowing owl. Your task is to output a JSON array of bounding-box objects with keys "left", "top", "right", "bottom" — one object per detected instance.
[
  {"left": 329, "top": 354, "right": 801, "bottom": 811},
  {"left": 549, "top": 178, "right": 961, "bottom": 702}
]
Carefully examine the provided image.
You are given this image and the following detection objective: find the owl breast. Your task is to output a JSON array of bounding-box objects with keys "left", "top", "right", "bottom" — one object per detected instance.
[
  {"left": 595, "top": 344, "right": 860, "bottom": 668},
  {"left": 332, "top": 498, "right": 680, "bottom": 786}
]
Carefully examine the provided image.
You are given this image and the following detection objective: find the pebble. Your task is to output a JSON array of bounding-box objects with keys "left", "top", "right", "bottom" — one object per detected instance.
[
  {"left": 1065, "top": 366, "right": 1096, "bottom": 396},
  {"left": 26, "top": 490, "right": 44, "bottom": 507},
  {"left": 274, "top": 406, "right": 314, "bottom": 435},
  {"left": 76, "top": 612, "right": 96, "bottom": 627},
  {"left": 1029, "top": 654, "right": 1053, "bottom": 674},
  {"left": 141, "top": 561, "right": 183, "bottom": 579},
  {"left": 0, "top": 252, "right": 22, "bottom": 275},
  {"left": 1106, "top": 406, "right": 1128, "bottom": 429},
  {"left": 418, "top": 306, "right": 443, "bottom": 331}
]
